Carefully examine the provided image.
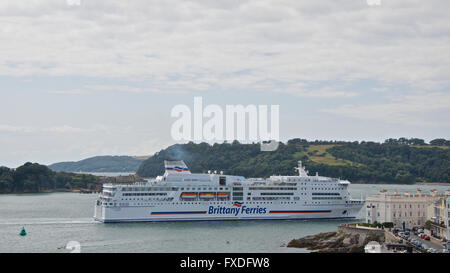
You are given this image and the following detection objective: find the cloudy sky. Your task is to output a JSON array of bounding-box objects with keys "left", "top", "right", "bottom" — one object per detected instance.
[{"left": 1, "top": 0, "right": 450, "bottom": 167}]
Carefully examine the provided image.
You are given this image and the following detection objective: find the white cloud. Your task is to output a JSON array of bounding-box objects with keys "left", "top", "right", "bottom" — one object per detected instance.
[
  {"left": 47, "top": 84, "right": 186, "bottom": 95},
  {"left": 0, "top": 0, "right": 449, "bottom": 97},
  {"left": 0, "top": 124, "right": 108, "bottom": 134},
  {"left": 1, "top": 0, "right": 450, "bottom": 166},
  {"left": 321, "top": 92, "right": 450, "bottom": 126},
  {"left": 0, "top": 124, "right": 33, "bottom": 133}
]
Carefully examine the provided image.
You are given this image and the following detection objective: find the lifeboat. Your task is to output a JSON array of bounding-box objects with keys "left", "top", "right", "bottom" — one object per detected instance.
[
  {"left": 199, "top": 192, "right": 215, "bottom": 198},
  {"left": 217, "top": 192, "right": 229, "bottom": 197},
  {"left": 181, "top": 192, "right": 197, "bottom": 198}
]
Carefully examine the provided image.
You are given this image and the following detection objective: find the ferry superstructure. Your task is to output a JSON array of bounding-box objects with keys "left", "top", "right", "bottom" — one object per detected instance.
[{"left": 94, "top": 160, "right": 364, "bottom": 223}]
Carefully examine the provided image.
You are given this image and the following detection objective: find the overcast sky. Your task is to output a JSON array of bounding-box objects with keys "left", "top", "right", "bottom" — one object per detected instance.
[{"left": 1, "top": 0, "right": 450, "bottom": 168}]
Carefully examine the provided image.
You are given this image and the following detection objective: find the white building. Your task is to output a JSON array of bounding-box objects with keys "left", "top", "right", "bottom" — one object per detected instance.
[
  {"left": 366, "top": 189, "right": 449, "bottom": 228},
  {"left": 430, "top": 196, "right": 450, "bottom": 240}
]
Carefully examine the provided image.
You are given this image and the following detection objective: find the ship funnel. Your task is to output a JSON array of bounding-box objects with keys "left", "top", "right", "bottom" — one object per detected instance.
[{"left": 164, "top": 160, "right": 191, "bottom": 174}]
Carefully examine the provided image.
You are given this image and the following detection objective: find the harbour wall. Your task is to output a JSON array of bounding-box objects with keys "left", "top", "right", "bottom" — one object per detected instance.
[{"left": 338, "top": 224, "right": 385, "bottom": 244}]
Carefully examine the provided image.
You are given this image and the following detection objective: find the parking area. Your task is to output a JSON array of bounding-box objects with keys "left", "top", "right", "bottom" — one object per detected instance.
[
  {"left": 410, "top": 234, "right": 444, "bottom": 251},
  {"left": 394, "top": 228, "right": 447, "bottom": 253}
]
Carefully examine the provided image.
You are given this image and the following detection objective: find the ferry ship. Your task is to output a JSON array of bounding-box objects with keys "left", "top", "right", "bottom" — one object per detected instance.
[{"left": 94, "top": 160, "right": 364, "bottom": 223}]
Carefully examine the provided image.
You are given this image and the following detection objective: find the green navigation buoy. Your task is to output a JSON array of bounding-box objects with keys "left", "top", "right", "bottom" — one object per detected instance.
[{"left": 20, "top": 227, "right": 27, "bottom": 236}]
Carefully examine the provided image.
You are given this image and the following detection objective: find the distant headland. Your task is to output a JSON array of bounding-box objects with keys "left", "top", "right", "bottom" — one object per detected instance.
[{"left": 48, "top": 155, "right": 149, "bottom": 173}]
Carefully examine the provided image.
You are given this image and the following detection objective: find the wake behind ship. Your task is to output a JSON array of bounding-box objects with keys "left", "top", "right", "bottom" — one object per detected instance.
[{"left": 94, "top": 160, "right": 364, "bottom": 223}]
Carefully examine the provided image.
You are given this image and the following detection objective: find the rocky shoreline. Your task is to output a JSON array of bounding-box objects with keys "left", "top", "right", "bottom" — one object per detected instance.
[{"left": 287, "top": 229, "right": 384, "bottom": 253}]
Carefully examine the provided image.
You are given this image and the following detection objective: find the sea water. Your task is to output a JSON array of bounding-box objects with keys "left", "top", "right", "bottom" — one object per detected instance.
[{"left": 0, "top": 183, "right": 448, "bottom": 253}]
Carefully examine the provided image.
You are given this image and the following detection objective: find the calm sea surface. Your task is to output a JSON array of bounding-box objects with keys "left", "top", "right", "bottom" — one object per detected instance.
[{"left": 1, "top": 183, "right": 449, "bottom": 253}]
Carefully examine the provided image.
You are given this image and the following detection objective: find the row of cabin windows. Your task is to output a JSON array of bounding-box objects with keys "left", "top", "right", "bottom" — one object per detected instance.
[
  {"left": 252, "top": 197, "right": 291, "bottom": 201},
  {"left": 168, "top": 200, "right": 323, "bottom": 204},
  {"left": 121, "top": 187, "right": 177, "bottom": 191},
  {"left": 123, "top": 192, "right": 167, "bottom": 196},
  {"left": 248, "top": 187, "right": 296, "bottom": 190},
  {"left": 104, "top": 200, "right": 340, "bottom": 206},
  {"left": 181, "top": 187, "right": 230, "bottom": 191},
  {"left": 312, "top": 197, "right": 342, "bottom": 200}
]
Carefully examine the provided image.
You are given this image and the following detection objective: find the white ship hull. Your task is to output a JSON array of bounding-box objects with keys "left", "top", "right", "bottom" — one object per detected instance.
[{"left": 94, "top": 202, "right": 363, "bottom": 223}]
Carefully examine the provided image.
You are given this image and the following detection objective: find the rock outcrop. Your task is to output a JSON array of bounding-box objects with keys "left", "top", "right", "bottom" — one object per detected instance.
[{"left": 287, "top": 230, "right": 384, "bottom": 253}]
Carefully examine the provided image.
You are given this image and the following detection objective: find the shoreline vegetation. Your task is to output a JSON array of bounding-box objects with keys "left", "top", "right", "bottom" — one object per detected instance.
[
  {"left": 413, "top": 182, "right": 450, "bottom": 186},
  {"left": 0, "top": 162, "right": 144, "bottom": 194}
]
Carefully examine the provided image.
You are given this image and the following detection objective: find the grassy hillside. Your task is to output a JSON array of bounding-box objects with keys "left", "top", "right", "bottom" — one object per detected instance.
[
  {"left": 48, "top": 156, "right": 144, "bottom": 173},
  {"left": 298, "top": 144, "right": 363, "bottom": 167},
  {"left": 137, "top": 139, "right": 450, "bottom": 184}
]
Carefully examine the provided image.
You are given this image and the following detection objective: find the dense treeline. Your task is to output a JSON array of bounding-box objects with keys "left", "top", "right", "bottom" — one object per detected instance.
[
  {"left": 137, "top": 138, "right": 450, "bottom": 184},
  {"left": 0, "top": 162, "right": 101, "bottom": 194}
]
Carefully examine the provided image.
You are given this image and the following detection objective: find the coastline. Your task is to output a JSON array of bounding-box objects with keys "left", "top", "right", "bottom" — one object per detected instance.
[
  {"left": 0, "top": 189, "right": 99, "bottom": 194},
  {"left": 414, "top": 182, "right": 450, "bottom": 186},
  {"left": 351, "top": 181, "right": 450, "bottom": 186}
]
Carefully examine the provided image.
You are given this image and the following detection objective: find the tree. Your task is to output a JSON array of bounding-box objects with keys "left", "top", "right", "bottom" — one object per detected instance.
[{"left": 430, "top": 138, "right": 448, "bottom": 146}]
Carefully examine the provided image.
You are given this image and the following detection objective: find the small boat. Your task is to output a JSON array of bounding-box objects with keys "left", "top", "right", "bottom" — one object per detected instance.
[{"left": 20, "top": 227, "right": 27, "bottom": 236}]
